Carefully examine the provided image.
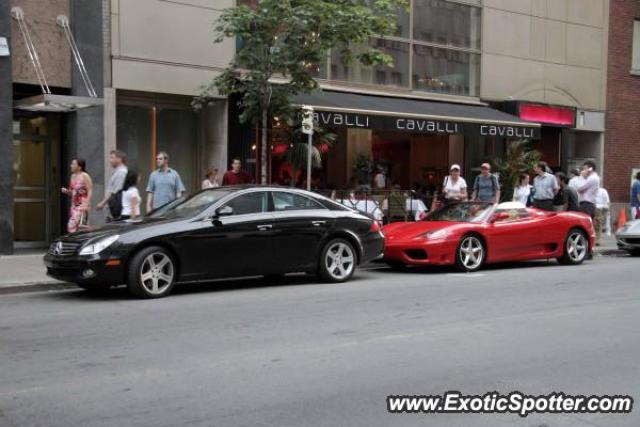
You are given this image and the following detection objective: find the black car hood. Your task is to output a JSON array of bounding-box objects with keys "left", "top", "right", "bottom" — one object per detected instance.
[{"left": 62, "top": 217, "right": 183, "bottom": 242}]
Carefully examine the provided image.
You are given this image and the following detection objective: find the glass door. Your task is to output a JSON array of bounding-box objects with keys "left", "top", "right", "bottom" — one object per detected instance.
[
  {"left": 12, "top": 116, "right": 60, "bottom": 248},
  {"left": 13, "top": 138, "right": 48, "bottom": 246}
]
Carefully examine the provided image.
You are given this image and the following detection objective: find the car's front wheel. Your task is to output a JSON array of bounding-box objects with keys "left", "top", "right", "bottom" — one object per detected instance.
[
  {"left": 455, "top": 235, "right": 486, "bottom": 272},
  {"left": 318, "top": 238, "right": 356, "bottom": 283},
  {"left": 127, "top": 246, "right": 176, "bottom": 298},
  {"left": 558, "top": 229, "right": 589, "bottom": 265}
]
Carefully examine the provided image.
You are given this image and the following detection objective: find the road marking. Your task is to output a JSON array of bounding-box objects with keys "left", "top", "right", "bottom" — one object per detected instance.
[{"left": 445, "top": 273, "right": 485, "bottom": 278}]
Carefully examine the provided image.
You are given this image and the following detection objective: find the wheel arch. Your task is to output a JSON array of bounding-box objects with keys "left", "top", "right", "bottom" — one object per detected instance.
[
  {"left": 322, "top": 230, "right": 363, "bottom": 265},
  {"left": 124, "top": 240, "right": 182, "bottom": 280},
  {"left": 457, "top": 231, "right": 489, "bottom": 260}
]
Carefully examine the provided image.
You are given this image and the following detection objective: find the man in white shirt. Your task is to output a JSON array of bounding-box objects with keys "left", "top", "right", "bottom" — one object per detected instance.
[
  {"left": 568, "top": 168, "right": 581, "bottom": 191},
  {"left": 574, "top": 160, "right": 600, "bottom": 219},
  {"left": 373, "top": 165, "right": 387, "bottom": 190},
  {"left": 594, "top": 187, "right": 610, "bottom": 245}
]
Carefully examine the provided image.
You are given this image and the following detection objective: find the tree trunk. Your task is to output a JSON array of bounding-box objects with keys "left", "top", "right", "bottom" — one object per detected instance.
[{"left": 261, "top": 108, "right": 268, "bottom": 184}]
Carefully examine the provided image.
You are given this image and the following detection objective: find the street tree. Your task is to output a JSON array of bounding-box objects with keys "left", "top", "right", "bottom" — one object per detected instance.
[{"left": 194, "top": 0, "right": 407, "bottom": 184}]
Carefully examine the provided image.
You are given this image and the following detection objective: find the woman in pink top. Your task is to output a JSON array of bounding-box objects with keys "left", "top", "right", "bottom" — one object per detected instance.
[{"left": 61, "top": 158, "right": 93, "bottom": 233}]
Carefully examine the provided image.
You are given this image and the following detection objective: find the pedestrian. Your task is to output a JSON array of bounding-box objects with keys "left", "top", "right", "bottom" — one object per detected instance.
[
  {"left": 557, "top": 173, "right": 580, "bottom": 212},
  {"left": 553, "top": 173, "right": 566, "bottom": 211},
  {"left": 202, "top": 168, "right": 220, "bottom": 189},
  {"left": 146, "top": 152, "right": 186, "bottom": 212},
  {"left": 471, "top": 163, "right": 500, "bottom": 204},
  {"left": 512, "top": 174, "right": 532, "bottom": 206},
  {"left": 61, "top": 158, "right": 93, "bottom": 233},
  {"left": 574, "top": 160, "right": 600, "bottom": 219},
  {"left": 594, "top": 187, "right": 610, "bottom": 245},
  {"left": 96, "top": 150, "right": 128, "bottom": 221},
  {"left": 632, "top": 171, "right": 640, "bottom": 220},
  {"left": 373, "top": 165, "right": 387, "bottom": 189},
  {"left": 121, "top": 170, "right": 142, "bottom": 221},
  {"left": 531, "top": 161, "right": 559, "bottom": 211},
  {"left": 222, "top": 158, "right": 253, "bottom": 186},
  {"left": 442, "top": 164, "right": 467, "bottom": 204},
  {"left": 568, "top": 168, "right": 581, "bottom": 191}
]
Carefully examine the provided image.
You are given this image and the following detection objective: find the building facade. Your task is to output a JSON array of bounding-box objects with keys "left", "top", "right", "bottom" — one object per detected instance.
[
  {"left": 605, "top": 0, "right": 640, "bottom": 207},
  {"left": 0, "top": 0, "right": 616, "bottom": 253}
]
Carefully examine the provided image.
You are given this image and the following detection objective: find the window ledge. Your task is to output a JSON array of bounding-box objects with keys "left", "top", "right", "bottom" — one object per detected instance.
[{"left": 631, "top": 69, "right": 640, "bottom": 76}]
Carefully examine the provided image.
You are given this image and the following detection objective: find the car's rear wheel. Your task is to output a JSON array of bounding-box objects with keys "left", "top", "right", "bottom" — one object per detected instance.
[
  {"left": 318, "top": 238, "right": 356, "bottom": 283},
  {"left": 127, "top": 246, "right": 176, "bottom": 298},
  {"left": 455, "top": 235, "right": 485, "bottom": 272},
  {"left": 557, "top": 229, "right": 589, "bottom": 265}
]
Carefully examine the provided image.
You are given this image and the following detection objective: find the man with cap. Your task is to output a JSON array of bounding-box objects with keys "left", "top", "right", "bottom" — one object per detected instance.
[
  {"left": 472, "top": 163, "right": 500, "bottom": 204},
  {"left": 442, "top": 164, "right": 467, "bottom": 204}
]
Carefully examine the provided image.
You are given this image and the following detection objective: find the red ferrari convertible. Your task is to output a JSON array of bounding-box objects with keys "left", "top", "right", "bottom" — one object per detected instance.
[{"left": 383, "top": 202, "right": 595, "bottom": 272}]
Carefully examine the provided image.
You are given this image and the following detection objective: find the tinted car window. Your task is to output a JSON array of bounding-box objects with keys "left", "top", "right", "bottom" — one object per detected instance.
[
  {"left": 224, "top": 192, "right": 268, "bottom": 215},
  {"left": 149, "top": 189, "right": 231, "bottom": 219},
  {"left": 272, "top": 192, "right": 325, "bottom": 211}
]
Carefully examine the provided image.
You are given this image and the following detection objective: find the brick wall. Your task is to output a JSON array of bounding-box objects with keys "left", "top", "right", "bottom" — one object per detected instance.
[{"left": 605, "top": 0, "right": 640, "bottom": 203}]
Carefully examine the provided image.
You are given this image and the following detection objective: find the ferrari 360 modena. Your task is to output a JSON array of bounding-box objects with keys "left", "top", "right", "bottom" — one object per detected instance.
[{"left": 383, "top": 202, "right": 595, "bottom": 272}]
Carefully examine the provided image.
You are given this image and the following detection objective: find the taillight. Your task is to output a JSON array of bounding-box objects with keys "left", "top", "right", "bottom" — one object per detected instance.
[{"left": 370, "top": 221, "right": 381, "bottom": 233}]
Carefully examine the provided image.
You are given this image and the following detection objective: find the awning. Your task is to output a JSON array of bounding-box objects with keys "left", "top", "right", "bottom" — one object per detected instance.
[
  {"left": 14, "top": 94, "right": 104, "bottom": 112},
  {"left": 293, "top": 91, "right": 541, "bottom": 139}
]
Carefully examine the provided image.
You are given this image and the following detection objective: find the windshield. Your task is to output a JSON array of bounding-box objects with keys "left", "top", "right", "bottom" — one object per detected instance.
[
  {"left": 426, "top": 202, "right": 493, "bottom": 223},
  {"left": 148, "top": 189, "right": 232, "bottom": 219}
]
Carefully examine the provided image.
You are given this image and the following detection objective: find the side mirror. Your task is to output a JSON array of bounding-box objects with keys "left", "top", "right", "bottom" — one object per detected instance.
[
  {"left": 491, "top": 212, "right": 510, "bottom": 223},
  {"left": 215, "top": 205, "right": 234, "bottom": 218}
]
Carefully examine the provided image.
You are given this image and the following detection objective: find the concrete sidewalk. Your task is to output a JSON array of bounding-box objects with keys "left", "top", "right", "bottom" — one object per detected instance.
[{"left": 0, "top": 235, "right": 626, "bottom": 291}]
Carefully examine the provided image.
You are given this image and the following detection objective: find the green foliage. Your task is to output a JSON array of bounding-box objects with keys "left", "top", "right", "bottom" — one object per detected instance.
[
  {"left": 194, "top": 0, "right": 407, "bottom": 183},
  {"left": 493, "top": 139, "right": 541, "bottom": 202}
]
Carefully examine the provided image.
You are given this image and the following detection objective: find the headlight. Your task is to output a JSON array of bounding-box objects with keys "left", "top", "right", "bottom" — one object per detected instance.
[
  {"left": 79, "top": 235, "right": 120, "bottom": 255},
  {"left": 423, "top": 229, "right": 449, "bottom": 240}
]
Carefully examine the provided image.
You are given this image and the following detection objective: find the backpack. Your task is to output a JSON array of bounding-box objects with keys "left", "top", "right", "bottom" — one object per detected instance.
[{"left": 108, "top": 189, "right": 124, "bottom": 219}]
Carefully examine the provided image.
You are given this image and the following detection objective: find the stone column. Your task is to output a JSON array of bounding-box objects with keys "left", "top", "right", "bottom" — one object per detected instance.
[
  {"left": 0, "top": 4, "right": 14, "bottom": 254},
  {"left": 66, "top": 0, "right": 105, "bottom": 225}
]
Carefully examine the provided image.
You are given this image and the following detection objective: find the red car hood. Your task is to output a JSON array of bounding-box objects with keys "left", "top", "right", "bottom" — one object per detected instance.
[{"left": 383, "top": 221, "right": 463, "bottom": 240}]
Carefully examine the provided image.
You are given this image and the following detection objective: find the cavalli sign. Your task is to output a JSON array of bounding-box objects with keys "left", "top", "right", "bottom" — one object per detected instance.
[{"left": 313, "top": 111, "right": 541, "bottom": 139}]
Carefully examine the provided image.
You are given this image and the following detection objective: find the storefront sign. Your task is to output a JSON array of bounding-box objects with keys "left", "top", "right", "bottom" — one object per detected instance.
[
  {"left": 518, "top": 103, "right": 575, "bottom": 127},
  {"left": 313, "top": 110, "right": 540, "bottom": 139}
]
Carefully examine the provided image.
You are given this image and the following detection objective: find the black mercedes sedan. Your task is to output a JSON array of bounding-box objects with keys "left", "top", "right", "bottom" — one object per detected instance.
[{"left": 44, "top": 186, "right": 384, "bottom": 298}]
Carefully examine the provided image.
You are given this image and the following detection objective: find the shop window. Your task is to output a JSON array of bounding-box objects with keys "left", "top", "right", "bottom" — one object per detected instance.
[
  {"left": 412, "top": 44, "right": 480, "bottom": 97},
  {"left": 116, "top": 102, "right": 198, "bottom": 200},
  {"left": 330, "top": 39, "right": 410, "bottom": 88},
  {"left": 413, "top": 0, "right": 481, "bottom": 50},
  {"left": 633, "top": 19, "right": 640, "bottom": 73}
]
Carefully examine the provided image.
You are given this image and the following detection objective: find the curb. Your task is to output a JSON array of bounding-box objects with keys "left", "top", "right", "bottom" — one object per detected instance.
[{"left": 0, "top": 282, "right": 78, "bottom": 295}]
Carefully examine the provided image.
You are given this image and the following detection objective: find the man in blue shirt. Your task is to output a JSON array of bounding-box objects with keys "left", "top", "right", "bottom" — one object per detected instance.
[
  {"left": 146, "top": 152, "right": 186, "bottom": 212},
  {"left": 632, "top": 171, "right": 640, "bottom": 220}
]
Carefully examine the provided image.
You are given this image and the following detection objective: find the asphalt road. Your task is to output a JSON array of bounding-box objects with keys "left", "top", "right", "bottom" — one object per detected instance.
[{"left": 1, "top": 256, "right": 638, "bottom": 427}]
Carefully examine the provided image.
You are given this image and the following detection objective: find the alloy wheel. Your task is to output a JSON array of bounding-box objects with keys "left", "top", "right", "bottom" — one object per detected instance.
[
  {"left": 325, "top": 242, "right": 355, "bottom": 280},
  {"left": 566, "top": 232, "right": 587, "bottom": 262},
  {"left": 459, "top": 236, "right": 484, "bottom": 270},
  {"left": 139, "top": 252, "right": 174, "bottom": 295}
]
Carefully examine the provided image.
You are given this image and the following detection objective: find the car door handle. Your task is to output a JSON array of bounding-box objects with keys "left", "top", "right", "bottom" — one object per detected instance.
[
  {"left": 311, "top": 220, "right": 327, "bottom": 226},
  {"left": 257, "top": 224, "right": 273, "bottom": 231}
]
